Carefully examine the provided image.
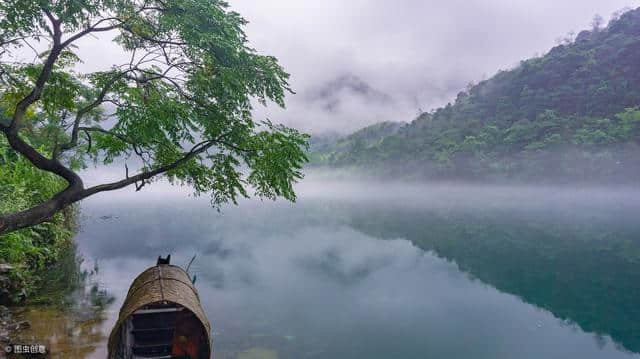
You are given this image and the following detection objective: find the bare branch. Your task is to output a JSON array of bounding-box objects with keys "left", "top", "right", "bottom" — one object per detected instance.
[
  {"left": 0, "top": 34, "right": 46, "bottom": 48},
  {"left": 20, "top": 38, "right": 40, "bottom": 62},
  {"left": 9, "top": 11, "right": 62, "bottom": 132}
]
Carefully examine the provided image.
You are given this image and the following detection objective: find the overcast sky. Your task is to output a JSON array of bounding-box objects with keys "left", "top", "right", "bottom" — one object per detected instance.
[
  {"left": 222, "top": 0, "right": 637, "bottom": 134},
  {"left": 25, "top": 1, "right": 639, "bottom": 135}
]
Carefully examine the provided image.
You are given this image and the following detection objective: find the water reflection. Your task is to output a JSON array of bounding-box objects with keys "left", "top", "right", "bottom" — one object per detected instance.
[
  {"left": 10, "top": 245, "right": 114, "bottom": 358},
  {"left": 337, "top": 185, "right": 640, "bottom": 353},
  {"left": 69, "top": 181, "right": 640, "bottom": 359}
]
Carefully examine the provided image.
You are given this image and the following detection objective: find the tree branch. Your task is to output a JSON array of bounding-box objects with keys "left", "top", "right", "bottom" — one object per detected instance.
[
  {"left": 57, "top": 69, "right": 133, "bottom": 154},
  {"left": 8, "top": 11, "right": 62, "bottom": 133},
  {"left": 1, "top": 129, "right": 83, "bottom": 187},
  {"left": 0, "top": 126, "right": 85, "bottom": 234},
  {"left": 0, "top": 137, "right": 216, "bottom": 235},
  {"left": 60, "top": 23, "right": 120, "bottom": 49},
  {"left": 80, "top": 139, "right": 215, "bottom": 197},
  {"left": 77, "top": 126, "right": 153, "bottom": 162},
  {"left": 0, "top": 1, "right": 303, "bottom": 237},
  {"left": 0, "top": 183, "right": 82, "bottom": 234}
]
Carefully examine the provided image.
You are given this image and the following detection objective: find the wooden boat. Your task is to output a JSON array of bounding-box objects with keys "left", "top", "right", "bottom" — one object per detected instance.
[{"left": 108, "top": 256, "right": 212, "bottom": 359}]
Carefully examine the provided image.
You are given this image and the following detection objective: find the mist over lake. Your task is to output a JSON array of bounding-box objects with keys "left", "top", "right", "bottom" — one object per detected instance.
[
  {"left": 5, "top": 2, "right": 640, "bottom": 359},
  {"left": 60, "top": 177, "right": 640, "bottom": 358}
]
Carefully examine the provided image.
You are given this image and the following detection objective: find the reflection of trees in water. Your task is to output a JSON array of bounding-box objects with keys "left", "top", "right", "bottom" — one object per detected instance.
[
  {"left": 12, "top": 244, "right": 114, "bottom": 358},
  {"left": 341, "top": 202, "right": 640, "bottom": 354}
]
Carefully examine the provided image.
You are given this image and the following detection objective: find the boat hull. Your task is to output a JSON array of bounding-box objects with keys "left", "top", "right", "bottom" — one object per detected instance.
[{"left": 108, "top": 264, "right": 211, "bottom": 358}]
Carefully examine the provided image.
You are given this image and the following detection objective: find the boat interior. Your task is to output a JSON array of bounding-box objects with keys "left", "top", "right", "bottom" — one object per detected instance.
[{"left": 116, "top": 301, "right": 208, "bottom": 359}]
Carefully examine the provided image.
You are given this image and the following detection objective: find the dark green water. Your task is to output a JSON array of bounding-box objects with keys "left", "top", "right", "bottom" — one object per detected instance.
[{"left": 35, "top": 181, "right": 640, "bottom": 358}]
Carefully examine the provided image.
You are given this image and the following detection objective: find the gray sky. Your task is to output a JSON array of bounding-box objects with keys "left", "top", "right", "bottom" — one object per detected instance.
[
  {"left": 13, "top": 1, "right": 638, "bottom": 135},
  {"left": 227, "top": 0, "right": 638, "bottom": 134}
]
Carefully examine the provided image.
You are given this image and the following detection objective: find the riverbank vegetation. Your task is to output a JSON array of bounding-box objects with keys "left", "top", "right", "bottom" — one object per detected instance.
[
  {"left": 1, "top": 240, "right": 114, "bottom": 353},
  {"left": 0, "top": 136, "right": 76, "bottom": 303}
]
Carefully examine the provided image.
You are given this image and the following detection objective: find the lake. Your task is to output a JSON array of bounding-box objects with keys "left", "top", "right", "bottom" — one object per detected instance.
[{"left": 13, "top": 179, "right": 640, "bottom": 358}]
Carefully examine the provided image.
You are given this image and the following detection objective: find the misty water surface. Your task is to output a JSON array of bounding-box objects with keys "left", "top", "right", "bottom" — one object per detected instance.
[{"left": 66, "top": 179, "right": 639, "bottom": 358}]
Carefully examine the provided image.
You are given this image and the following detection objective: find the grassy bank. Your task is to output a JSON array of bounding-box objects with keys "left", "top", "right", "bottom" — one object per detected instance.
[
  {"left": 0, "top": 136, "right": 77, "bottom": 303},
  {"left": 1, "top": 240, "right": 115, "bottom": 354}
]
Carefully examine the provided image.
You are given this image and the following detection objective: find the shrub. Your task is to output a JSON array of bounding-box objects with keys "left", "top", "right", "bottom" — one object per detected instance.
[{"left": 0, "top": 137, "right": 75, "bottom": 302}]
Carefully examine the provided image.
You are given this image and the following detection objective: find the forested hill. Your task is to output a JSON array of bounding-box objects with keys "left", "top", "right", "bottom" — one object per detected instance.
[
  {"left": 308, "top": 121, "right": 405, "bottom": 163},
  {"left": 312, "top": 7, "right": 640, "bottom": 182}
]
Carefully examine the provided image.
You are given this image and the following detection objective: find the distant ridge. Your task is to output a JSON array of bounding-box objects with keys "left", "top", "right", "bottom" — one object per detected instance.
[{"left": 312, "top": 7, "right": 640, "bottom": 183}]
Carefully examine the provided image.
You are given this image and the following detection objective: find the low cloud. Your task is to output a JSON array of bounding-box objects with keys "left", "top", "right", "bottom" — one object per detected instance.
[
  {"left": 231, "top": 0, "right": 636, "bottom": 134},
  {"left": 7, "top": 1, "right": 636, "bottom": 135}
]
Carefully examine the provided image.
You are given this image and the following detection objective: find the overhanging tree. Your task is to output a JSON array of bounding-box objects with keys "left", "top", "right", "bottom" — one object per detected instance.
[{"left": 0, "top": 0, "right": 309, "bottom": 235}]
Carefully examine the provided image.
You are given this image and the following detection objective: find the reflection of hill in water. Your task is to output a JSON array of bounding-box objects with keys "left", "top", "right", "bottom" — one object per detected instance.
[
  {"left": 339, "top": 199, "right": 640, "bottom": 354},
  {"left": 73, "top": 182, "right": 640, "bottom": 356}
]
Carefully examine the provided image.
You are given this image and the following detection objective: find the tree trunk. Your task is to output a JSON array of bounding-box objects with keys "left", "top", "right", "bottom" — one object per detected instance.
[{"left": 0, "top": 183, "right": 82, "bottom": 234}]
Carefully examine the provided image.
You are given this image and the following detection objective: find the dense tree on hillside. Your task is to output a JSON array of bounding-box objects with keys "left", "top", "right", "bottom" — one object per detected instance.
[
  {"left": 0, "top": 0, "right": 308, "bottom": 235},
  {"left": 314, "top": 7, "right": 640, "bottom": 182}
]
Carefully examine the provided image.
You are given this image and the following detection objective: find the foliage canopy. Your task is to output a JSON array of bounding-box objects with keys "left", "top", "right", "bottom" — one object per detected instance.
[{"left": 0, "top": 0, "right": 308, "bottom": 234}]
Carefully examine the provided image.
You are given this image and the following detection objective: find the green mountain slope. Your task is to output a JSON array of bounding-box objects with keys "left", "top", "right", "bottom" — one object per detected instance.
[
  {"left": 313, "top": 8, "right": 640, "bottom": 182},
  {"left": 308, "top": 121, "right": 405, "bottom": 164}
]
